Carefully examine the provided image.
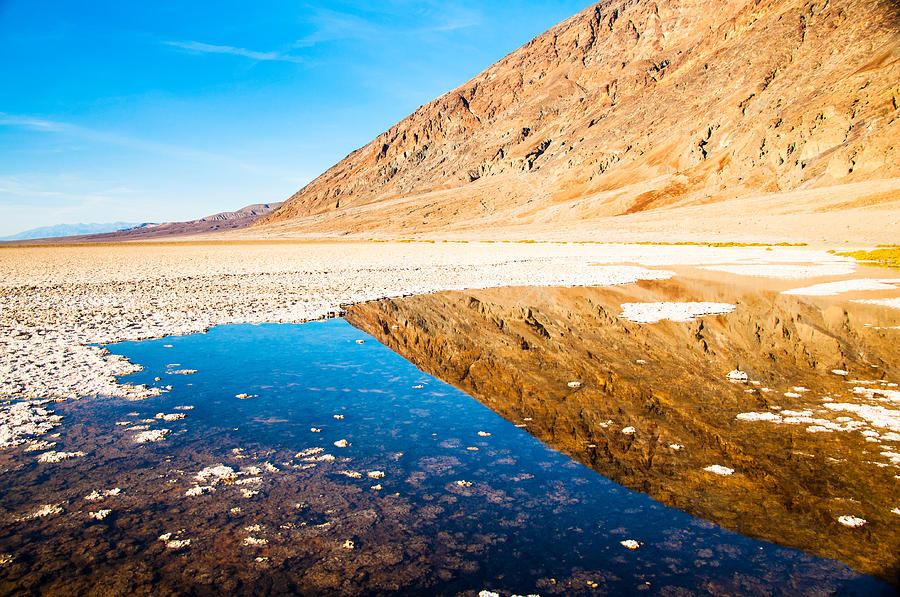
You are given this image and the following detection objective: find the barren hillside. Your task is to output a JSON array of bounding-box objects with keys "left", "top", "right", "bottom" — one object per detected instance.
[{"left": 255, "top": 0, "right": 900, "bottom": 238}]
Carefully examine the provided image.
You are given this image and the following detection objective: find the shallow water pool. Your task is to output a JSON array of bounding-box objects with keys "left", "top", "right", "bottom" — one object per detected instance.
[{"left": 0, "top": 320, "right": 892, "bottom": 595}]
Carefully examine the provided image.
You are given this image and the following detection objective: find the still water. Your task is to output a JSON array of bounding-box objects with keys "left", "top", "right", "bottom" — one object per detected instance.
[{"left": 0, "top": 320, "right": 892, "bottom": 595}]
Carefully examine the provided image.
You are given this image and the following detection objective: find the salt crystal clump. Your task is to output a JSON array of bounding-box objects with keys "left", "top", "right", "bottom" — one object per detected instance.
[
  {"left": 133, "top": 429, "right": 170, "bottom": 443},
  {"left": 90, "top": 509, "right": 112, "bottom": 520},
  {"left": 339, "top": 471, "right": 362, "bottom": 479},
  {"left": 28, "top": 504, "right": 63, "bottom": 519},
  {"left": 479, "top": 592, "right": 500, "bottom": 597},
  {"left": 185, "top": 485, "right": 214, "bottom": 497},
  {"left": 173, "top": 405, "right": 194, "bottom": 410},
  {"left": 195, "top": 464, "right": 237, "bottom": 484},
  {"left": 37, "top": 450, "right": 85, "bottom": 463},
  {"left": 24, "top": 440, "right": 56, "bottom": 452},
  {"left": 310, "top": 427, "right": 322, "bottom": 433},
  {"left": 342, "top": 539, "right": 355, "bottom": 549},
  {"left": 669, "top": 444, "right": 683, "bottom": 450},
  {"left": 726, "top": 370, "right": 749, "bottom": 383},
  {"left": 333, "top": 439, "right": 349, "bottom": 448},
  {"left": 371, "top": 484, "right": 382, "bottom": 490},
  {"left": 0, "top": 401, "right": 63, "bottom": 449},
  {"left": 567, "top": 381, "right": 582, "bottom": 388},
  {"left": 837, "top": 515, "right": 867, "bottom": 528},
  {"left": 704, "top": 465, "right": 734, "bottom": 476},
  {"left": 477, "top": 431, "right": 491, "bottom": 437},
  {"left": 620, "top": 539, "right": 641, "bottom": 550},
  {"left": 165, "top": 538, "right": 191, "bottom": 550},
  {"left": 155, "top": 413, "right": 185, "bottom": 421},
  {"left": 620, "top": 302, "right": 736, "bottom": 324},
  {"left": 240, "top": 488, "right": 259, "bottom": 498},
  {"left": 243, "top": 537, "right": 268, "bottom": 546},
  {"left": 621, "top": 427, "right": 636, "bottom": 434},
  {"left": 736, "top": 412, "right": 782, "bottom": 423},
  {"left": 85, "top": 488, "right": 121, "bottom": 501},
  {"left": 367, "top": 471, "right": 385, "bottom": 479},
  {"left": 832, "top": 370, "right": 849, "bottom": 376},
  {"left": 455, "top": 480, "right": 473, "bottom": 487},
  {"left": 333, "top": 414, "right": 344, "bottom": 420}
]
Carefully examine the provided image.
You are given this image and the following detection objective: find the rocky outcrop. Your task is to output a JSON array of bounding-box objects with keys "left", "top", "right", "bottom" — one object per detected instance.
[
  {"left": 347, "top": 279, "right": 900, "bottom": 583},
  {"left": 257, "top": 0, "right": 900, "bottom": 236}
]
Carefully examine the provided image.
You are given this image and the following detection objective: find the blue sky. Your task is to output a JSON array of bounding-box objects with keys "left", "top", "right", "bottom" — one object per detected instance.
[{"left": 0, "top": 0, "right": 589, "bottom": 235}]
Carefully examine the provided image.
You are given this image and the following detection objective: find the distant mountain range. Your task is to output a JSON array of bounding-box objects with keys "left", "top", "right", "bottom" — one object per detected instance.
[
  {"left": 1, "top": 203, "right": 282, "bottom": 244},
  {"left": 0, "top": 222, "right": 144, "bottom": 241}
]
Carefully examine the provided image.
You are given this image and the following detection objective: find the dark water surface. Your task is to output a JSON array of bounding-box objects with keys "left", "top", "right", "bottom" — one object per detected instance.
[{"left": 0, "top": 321, "right": 893, "bottom": 596}]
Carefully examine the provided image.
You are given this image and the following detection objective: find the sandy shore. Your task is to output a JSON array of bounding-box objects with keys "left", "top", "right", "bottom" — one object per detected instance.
[{"left": 0, "top": 241, "right": 895, "bottom": 405}]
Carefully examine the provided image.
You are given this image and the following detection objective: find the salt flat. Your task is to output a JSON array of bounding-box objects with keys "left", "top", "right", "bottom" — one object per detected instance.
[{"left": 0, "top": 241, "right": 894, "bottom": 404}]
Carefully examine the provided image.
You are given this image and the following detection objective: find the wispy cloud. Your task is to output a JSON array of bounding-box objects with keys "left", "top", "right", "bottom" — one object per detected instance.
[
  {"left": 163, "top": 40, "right": 303, "bottom": 63},
  {"left": 293, "top": 3, "right": 482, "bottom": 48}
]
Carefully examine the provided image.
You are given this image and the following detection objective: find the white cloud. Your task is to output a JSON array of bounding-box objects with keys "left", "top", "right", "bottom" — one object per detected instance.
[{"left": 163, "top": 40, "right": 303, "bottom": 63}]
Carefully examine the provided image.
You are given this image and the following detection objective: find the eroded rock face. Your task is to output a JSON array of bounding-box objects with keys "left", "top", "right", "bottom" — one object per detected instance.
[
  {"left": 346, "top": 279, "right": 900, "bottom": 583},
  {"left": 259, "top": 0, "right": 900, "bottom": 235}
]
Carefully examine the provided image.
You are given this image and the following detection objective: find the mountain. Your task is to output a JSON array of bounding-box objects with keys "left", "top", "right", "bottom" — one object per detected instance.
[
  {"left": 0, "top": 222, "right": 141, "bottom": 241},
  {"left": 1, "top": 203, "right": 282, "bottom": 244},
  {"left": 255, "top": 0, "right": 900, "bottom": 239}
]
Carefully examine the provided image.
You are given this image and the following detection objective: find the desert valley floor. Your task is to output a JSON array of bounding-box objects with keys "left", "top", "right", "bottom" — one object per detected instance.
[{"left": 0, "top": 240, "right": 898, "bottom": 595}]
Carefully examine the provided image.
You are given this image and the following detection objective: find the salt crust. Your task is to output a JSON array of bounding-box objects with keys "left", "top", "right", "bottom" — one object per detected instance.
[
  {"left": 0, "top": 247, "right": 683, "bottom": 402},
  {"left": 699, "top": 264, "right": 856, "bottom": 279},
  {"left": 0, "top": 400, "right": 62, "bottom": 448},
  {"left": 853, "top": 298, "right": 900, "bottom": 310},
  {"left": 704, "top": 465, "right": 734, "bottom": 476},
  {"left": 837, "top": 515, "right": 867, "bottom": 528},
  {"left": 782, "top": 278, "right": 900, "bottom": 296},
  {"left": 620, "top": 302, "right": 735, "bottom": 324}
]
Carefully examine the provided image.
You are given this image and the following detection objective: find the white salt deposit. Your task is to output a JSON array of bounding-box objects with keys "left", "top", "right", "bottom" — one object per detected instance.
[
  {"left": 185, "top": 485, "right": 214, "bottom": 497},
  {"left": 27, "top": 504, "right": 63, "bottom": 519},
  {"left": 165, "top": 538, "right": 191, "bottom": 550},
  {"left": 567, "top": 381, "right": 582, "bottom": 388},
  {"left": 837, "top": 515, "right": 867, "bottom": 528},
  {"left": 133, "top": 429, "right": 170, "bottom": 443},
  {"left": 621, "top": 427, "right": 636, "bottom": 434},
  {"left": 89, "top": 509, "right": 112, "bottom": 520},
  {"left": 620, "top": 302, "right": 736, "bottom": 324},
  {"left": 195, "top": 464, "right": 237, "bottom": 484},
  {"left": 333, "top": 439, "right": 349, "bottom": 448},
  {"left": 477, "top": 431, "right": 491, "bottom": 437},
  {"left": 853, "top": 298, "right": 900, "bottom": 310},
  {"left": 620, "top": 539, "right": 641, "bottom": 550},
  {"left": 832, "top": 370, "right": 849, "bottom": 376},
  {"left": 0, "top": 401, "right": 63, "bottom": 449},
  {"left": 726, "top": 370, "right": 749, "bottom": 383},
  {"left": 243, "top": 537, "right": 268, "bottom": 546},
  {"left": 736, "top": 412, "right": 782, "bottom": 422},
  {"left": 704, "top": 465, "right": 734, "bottom": 476},
  {"left": 700, "top": 263, "right": 857, "bottom": 279},
  {"left": 155, "top": 412, "right": 186, "bottom": 421},
  {"left": 782, "top": 279, "right": 900, "bottom": 296},
  {"left": 367, "top": 471, "right": 385, "bottom": 479},
  {"left": 37, "top": 450, "right": 85, "bottom": 463}
]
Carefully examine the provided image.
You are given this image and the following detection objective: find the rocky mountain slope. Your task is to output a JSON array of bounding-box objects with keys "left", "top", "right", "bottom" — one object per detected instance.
[
  {"left": 256, "top": 0, "right": 900, "bottom": 238},
  {"left": 3, "top": 203, "right": 281, "bottom": 244}
]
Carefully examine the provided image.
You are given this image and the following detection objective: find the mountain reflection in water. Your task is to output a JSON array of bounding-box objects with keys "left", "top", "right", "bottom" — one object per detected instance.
[
  {"left": 347, "top": 277, "right": 900, "bottom": 585},
  {"left": 0, "top": 313, "right": 894, "bottom": 595}
]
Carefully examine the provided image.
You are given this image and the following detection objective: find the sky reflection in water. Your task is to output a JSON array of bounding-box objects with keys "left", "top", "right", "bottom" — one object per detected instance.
[{"left": 0, "top": 320, "right": 891, "bottom": 596}]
